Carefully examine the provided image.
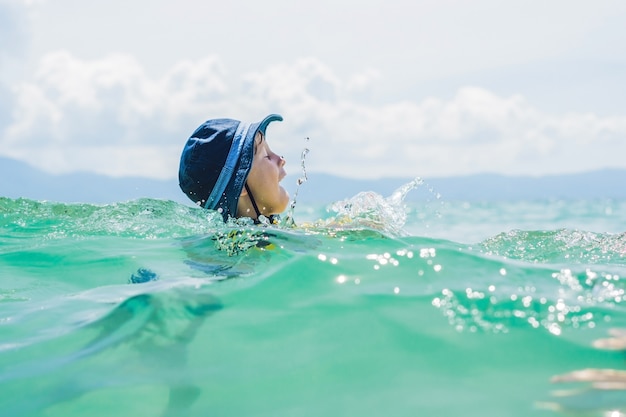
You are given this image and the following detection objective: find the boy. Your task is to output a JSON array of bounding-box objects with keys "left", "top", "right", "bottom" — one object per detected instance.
[{"left": 178, "top": 114, "right": 289, "bottom": 224}]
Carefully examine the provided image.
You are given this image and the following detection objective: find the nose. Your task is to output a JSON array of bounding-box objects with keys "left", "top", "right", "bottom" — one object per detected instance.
[{"left": 279, "top": 155, "right": 286, "bottom": 167}]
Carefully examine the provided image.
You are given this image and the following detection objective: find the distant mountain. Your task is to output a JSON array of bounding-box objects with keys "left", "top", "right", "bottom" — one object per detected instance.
[
  {"left": 298, "top": 170, "right": 626, "bottom": 203},
  {"left": 0, "top": 157, "right": 185, "bottom": 205},
  {"left": 1, "top": 156, "right": 625, "bottom": 205}
]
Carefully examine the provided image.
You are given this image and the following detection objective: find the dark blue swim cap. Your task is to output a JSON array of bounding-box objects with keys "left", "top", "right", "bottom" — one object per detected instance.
[{"left": 178, "top": 114, "right": 283, "bottom": 221}]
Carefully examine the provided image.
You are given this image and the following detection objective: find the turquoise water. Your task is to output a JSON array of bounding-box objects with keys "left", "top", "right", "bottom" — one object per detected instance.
[{"left": 1, "top": 184, "right": 626, "bottom": 416}]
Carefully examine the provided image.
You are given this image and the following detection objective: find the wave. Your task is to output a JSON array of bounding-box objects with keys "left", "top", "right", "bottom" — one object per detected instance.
[
  {"left": 480, "top": 229, "right": 626, "bottom": 265},
  {"left": 2, "top": 191, "right": 626, "bottom": 416}
]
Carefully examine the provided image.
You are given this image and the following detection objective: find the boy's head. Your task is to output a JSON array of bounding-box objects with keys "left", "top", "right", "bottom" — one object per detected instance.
[{"left": 178, "top": 114, "right": 288, "bottom": 222}]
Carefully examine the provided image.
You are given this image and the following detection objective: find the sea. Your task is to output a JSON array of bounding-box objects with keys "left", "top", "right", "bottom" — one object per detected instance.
[{"left": 1, "top": 179, "right": 626, "bottom": 417}]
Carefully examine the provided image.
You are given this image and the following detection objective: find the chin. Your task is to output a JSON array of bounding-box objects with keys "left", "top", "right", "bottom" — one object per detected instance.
[{"left": 276, "top": 188, "right": 290, "bottom": 213}]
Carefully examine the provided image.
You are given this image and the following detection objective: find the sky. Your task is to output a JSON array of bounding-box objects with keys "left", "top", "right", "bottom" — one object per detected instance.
[{"left": 1, "top": 0, "right": 626, "bottom": 181}]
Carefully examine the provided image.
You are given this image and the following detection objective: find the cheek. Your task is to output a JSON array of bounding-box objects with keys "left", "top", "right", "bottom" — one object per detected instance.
[
  {"left": 247, "top": 167, "right": 273, "bottom": 198},
  {"left": 253, "top": 162, "right": 278, "bottom": 183},
  {"left": 248, "top": 160, "right": 264, "bottom": 182}
]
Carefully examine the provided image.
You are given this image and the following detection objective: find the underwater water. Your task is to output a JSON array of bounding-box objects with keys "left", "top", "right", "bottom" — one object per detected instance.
[{"left": 1, "top": 183, "right": 626, "bottom": 417}]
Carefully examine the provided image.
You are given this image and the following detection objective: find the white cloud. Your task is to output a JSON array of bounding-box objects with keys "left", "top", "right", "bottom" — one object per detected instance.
[{"left": 2, "top": 51, "right": 626, "bottom": 180}]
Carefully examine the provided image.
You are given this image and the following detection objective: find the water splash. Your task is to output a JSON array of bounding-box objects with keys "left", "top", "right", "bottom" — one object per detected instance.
[
  {"left": 282, "top": 137, "right": 310, "bottom": 227},
  {"left": 387, "top": 177, "right": 424, "bottom": 206},
  {"left": 320, "top": 177, "right": 424, "bottom": 236}
]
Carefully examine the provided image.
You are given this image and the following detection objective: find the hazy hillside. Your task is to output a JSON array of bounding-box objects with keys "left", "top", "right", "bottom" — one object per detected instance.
[
  {"left": 299, "top": 170, "right": 626, "bottom": 203},
  {"left": 2, "top": 156, "right": 625, "bottom": 205}
]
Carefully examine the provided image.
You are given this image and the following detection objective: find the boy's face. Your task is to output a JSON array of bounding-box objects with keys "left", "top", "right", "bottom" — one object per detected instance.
[{"left": 241, "top": 131, "right": 289, "bottom": 217}]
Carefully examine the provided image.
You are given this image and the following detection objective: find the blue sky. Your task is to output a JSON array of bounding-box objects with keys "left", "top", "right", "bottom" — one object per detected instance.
[{"left": 1, "top": 0, "right": 626, "bottom": 180}]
